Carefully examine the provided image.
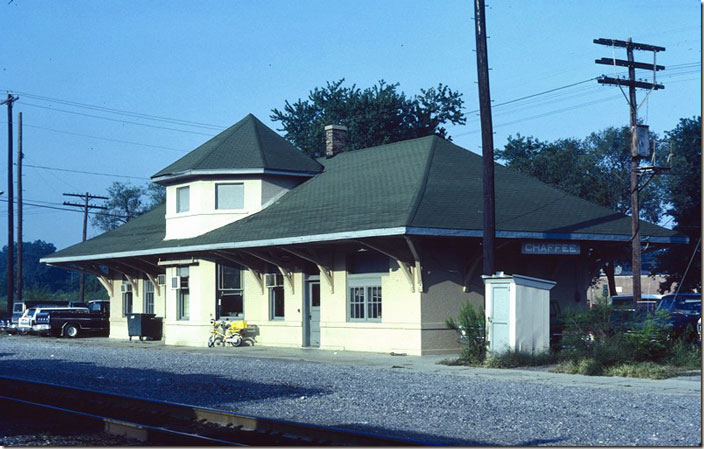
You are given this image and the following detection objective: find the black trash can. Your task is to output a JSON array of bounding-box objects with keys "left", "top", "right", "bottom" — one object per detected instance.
[{"left": 127, "top": 313, "right": 162, "bottom": 341}]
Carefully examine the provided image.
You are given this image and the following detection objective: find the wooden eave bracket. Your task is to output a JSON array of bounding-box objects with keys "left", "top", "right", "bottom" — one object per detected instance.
[
  {"left": 239, "top": 249, "right": 295, "bottom": 294},
  {"left": 124, "top": 274, "right": 139, "bottom": 295},
  {"left": 52, "top": 262, "right": 114, "bottom": 294},
  {"left": 357, "top": 239, "right": 421, "bottom": 293},
  {"left": 279, "top": 247, "right": 335, "bottom": 294},
  {"left": 144, "top": 272, "right": 161, "bottom": 296},
  {"left": 213, "top": 250, "right": 266, "bottom": 294},
  {"left": 96, "top": 276, "right": 113, "bottom": 294},
  {"left": 404, "top": 236, "right": 424, "bottom": 293}
]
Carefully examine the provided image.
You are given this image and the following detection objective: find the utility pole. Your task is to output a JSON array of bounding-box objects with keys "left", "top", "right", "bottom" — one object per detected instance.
[
  {"left": 63, "top": 192, "right": 108, "bottom": 301},
  {"left": 16, "top": 112, "right": 23, "bottom": 303},
  {"left": 474, "top": 0, "right": 496, "bottom": 276},
  {"left": 1, "top": 94, "right": 19, "bottom": 315},
  {"left": 594, "top": 37, "right": 665, "bottom": 304}
]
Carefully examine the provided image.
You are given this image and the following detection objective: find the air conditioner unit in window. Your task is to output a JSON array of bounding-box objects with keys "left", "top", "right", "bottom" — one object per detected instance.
[
  {"left": 264, "top": 273, "right": 282, "bottom": 288},
  {"left": 171, "top": 276, "right": 183, "bottom": 290},
  {"left": 157, "top": 274, "right": 166, "bottom": 285},
  {"left": 120, "top": 283, "right": 132, "bottom": 293}
]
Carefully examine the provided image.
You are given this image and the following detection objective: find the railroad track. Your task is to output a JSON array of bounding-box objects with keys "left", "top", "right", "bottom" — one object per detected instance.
[{"left": 0, "top": 376, "right": 429, "bottom": 446}]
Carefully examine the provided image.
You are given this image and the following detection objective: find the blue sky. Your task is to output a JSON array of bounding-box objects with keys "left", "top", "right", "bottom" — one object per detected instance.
[{"left": 0, "top": 0, "right": 700, "bottom": 249}]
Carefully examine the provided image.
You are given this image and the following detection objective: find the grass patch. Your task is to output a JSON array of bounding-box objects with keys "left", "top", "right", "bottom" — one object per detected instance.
[
  {"left": 603, "top": 362, "right": 677, "bottom": 379},
  {"left": 552, "top": 358, "right": 604, "bottom": 376},
  {"left": 484, "top": 350, "right": 557, "bottom": 369}
]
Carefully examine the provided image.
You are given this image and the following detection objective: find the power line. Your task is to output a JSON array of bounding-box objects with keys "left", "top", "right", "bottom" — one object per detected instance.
[
  {"left": 0, "top": 197, "right": 127, "bottom": 218},
  {"left": 6, "top": 89, "right": 227, "bottom": 130},
  {"left": 20, "top": 102, "right": 217, "bottom": 137},
  {"left": 0, "top": 121, "right": 188, "bottom": 152},
  {"left": 23, "top": 164, "right": 150, "bottom": 180},
  {"left": 467, "top": 77, "right": 598, "bottom": 115}
]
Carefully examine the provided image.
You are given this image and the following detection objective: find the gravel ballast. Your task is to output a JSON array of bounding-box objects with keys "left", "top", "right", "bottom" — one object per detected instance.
[{"left": 0, "top": 335, "right": 700, "bottom": 446}]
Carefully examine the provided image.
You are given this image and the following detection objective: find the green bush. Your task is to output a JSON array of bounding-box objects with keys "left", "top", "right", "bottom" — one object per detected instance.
[
  {"left": 446, "top": 301, "right": 486, "bottom": 365},
  {"left": 623, "top": 312, "right": 670, "bottom": 361},
  {"left": 665, "top": 339, "right": 702, "bottom": 368}
]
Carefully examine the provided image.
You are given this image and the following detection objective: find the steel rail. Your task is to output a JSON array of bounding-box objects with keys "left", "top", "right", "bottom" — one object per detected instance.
[
  {"left": 0, "top": 395, "right": 241, "bottom": 446},
  {"left": 0, "top": 375, "right": 429, "bottom": 446}
]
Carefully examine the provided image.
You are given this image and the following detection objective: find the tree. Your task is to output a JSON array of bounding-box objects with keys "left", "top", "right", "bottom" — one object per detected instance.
[
  {"left": 496, "top": 127, "right": 665, "bottom": 222},
  {"left": 91, "top": 182, "right": 165, "bottom": 232},
  {"left": 271, "top": 79, "right": 466, "bottom": 156},
  {"left": 495, "top": 126, "right": 668, "bottom": 296},
  {"left": 654, "top": 117, "right": 701, "bottom": 292},
  {"left": 0, "top": 240, "right": 75, "bottom": 295}
]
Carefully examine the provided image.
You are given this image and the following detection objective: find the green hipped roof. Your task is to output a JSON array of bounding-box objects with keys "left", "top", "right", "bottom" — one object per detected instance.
[
  {"left": 45, "top": 134, "right": 684, "bottom": 262},
  {"left": 152, "top": 114, "right": 322, "bottom": 181}
]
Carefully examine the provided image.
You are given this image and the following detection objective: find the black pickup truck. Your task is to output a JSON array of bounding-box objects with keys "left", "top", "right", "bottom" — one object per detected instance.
[{"left": 34, "top": 301, "right": 110, "bottom": 338}]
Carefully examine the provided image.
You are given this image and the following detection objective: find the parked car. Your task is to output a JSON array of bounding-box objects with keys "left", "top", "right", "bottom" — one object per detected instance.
[
  {"left": 34, "top": 307, "right": 109, "bottom": 338},
  {"left": 655, "top": 293, "right": 701, "bottom": 340},
  {"left": 5, "top": 300, "right": 78, "bottom": 334},
  {"left": 609, "top": 294, "right": 661, "bottom": 312},
  {"left": 16, "top": 305, "right": 89, "bottom": 334}
]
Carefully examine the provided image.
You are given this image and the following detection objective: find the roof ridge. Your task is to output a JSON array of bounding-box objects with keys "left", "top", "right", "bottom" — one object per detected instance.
[
  {"left": 333, "top": 134, "right": 438, "bottom": 159},
  {"left": 251, "top": 116, "right": 268, "bottom": 167},
  {"left": 406, "top": 136, "right": 439, "bottom": 225},
  {"left": 190, "top": 118, "right": 248, "bottom": 171}
]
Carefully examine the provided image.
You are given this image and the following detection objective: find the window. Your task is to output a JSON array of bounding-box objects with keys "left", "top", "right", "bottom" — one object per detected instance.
[
  {"left": 269, "top": 273, "right": 285, "bottom": 320},
  {"left": 176, "top": 267, "right": 190, "bottom": 320},
  {"left": 217, "top": 264, "right": 244, "bottom": 319},
  {"left": 122, "top": 281, "right": 133, "bottom": 317},
  {"left": 348, "top": 277, "right": 382, "bottom": 321},
  {"left": 176, "top": 186, "right": 190, "bottom": 213},
  {"left": 144, "top": 279, "right": 155, "bottom": 314},
  {"left": 216, "top": 183, "right": 244, "bottom": 210}
]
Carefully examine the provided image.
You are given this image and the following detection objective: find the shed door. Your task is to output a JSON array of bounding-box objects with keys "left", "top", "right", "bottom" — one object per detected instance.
[{"left": 490, "top": 285, "right": 510, "bottom": 353}]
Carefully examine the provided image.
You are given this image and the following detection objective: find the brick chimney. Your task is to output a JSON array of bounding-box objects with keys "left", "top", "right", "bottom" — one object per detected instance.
[{"left": 325, "top": 124, "right": 348, "bottom": 158}]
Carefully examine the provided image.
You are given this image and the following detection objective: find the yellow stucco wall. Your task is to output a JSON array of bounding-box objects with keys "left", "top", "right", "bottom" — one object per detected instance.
[{"left": 108, "top": 273, "right": 166, "bottom": 340}]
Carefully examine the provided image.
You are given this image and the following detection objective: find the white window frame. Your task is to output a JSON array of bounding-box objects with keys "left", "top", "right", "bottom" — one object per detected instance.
[
  {"left": 347, "top": 275, "right": 382, "bottom": 322},
  {"left": 122, "top": 280, "right": 133, "bottom": 317},
  {"left": 144, "top": 279, "right": 155, "bottom": 314},
  {"left": 268, "top": 274, "right": 285, "bottom": 321},
  {"left": 176, "top": 186, "right": 190, "bottom": 213},
  {"left": 176, "top": 267, "right": 190, "bottom": 320},
  {"left": 217, "top": 264, "right": 245, "bottom": 319},
  {"left": 215, "top": 183, "right": 244, "bottom": 210}
]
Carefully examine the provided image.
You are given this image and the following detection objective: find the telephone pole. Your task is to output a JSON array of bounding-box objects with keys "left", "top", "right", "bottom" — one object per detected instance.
[
  {"left": 594, "top": 37, "right": 665, "bottom": 304},
  {"left": 2, "top": 94, "right": 19, "bottom": 315},
  {"left": 16, "top": 112, "right": 23, "bottom": 303},
  {"left": 63, "top": 192, "right": 108, "bottom": 301},
  {"left": 474, "top": 0, "right": 496, "bottom": 276}
]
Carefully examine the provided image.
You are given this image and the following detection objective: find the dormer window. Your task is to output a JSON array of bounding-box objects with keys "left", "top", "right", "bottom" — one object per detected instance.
[
  {"left": 176, "top": 186, "right": 190, "bottom": 213},
  {"left": 216, "top": 183, "right": 244, "bottom": 210}
]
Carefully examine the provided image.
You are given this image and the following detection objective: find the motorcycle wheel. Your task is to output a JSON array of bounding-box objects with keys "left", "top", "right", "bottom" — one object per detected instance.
[
  {"left": 228, "top": 335, "right": 243, "bottom": 347},
  {"left": 208, "top": 336, "right": 223, "bottom": 347}
]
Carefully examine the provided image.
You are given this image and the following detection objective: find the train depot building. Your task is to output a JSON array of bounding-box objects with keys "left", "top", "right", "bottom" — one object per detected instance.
[{"left": 41, "top": 114, "right": 685, "bottom": 355}]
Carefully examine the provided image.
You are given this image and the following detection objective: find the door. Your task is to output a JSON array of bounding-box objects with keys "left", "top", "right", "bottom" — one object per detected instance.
[
  {"left": 490, "top": 285, "right": 510, "bottom": 353},
  {"left": 306, "top": 281, "right": 321, "bottom": 347}
]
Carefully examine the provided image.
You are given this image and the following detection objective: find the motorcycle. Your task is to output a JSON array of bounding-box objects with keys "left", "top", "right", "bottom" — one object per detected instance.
[{"left": 208, "top": 319, "right": 248, "bottom": 347}]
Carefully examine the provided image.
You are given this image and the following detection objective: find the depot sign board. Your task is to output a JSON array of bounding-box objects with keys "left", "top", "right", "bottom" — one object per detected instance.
[{"left": 521, "top": 242, "right": 581, "bottom": 255}]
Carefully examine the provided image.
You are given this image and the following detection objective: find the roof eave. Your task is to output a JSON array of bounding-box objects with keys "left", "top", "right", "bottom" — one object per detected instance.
[
  {"left": 40, "top": 226, "right": 687, "bottom": 264},
  {"left": 151, "top": 168, "right": 320, "bottom": 184}
]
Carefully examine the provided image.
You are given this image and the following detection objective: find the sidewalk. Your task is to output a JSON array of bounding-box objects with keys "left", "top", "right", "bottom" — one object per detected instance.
[{"left": 73, "top": 336, "right": 702, "bottom": 397}]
